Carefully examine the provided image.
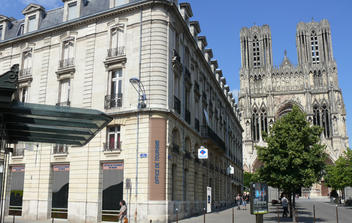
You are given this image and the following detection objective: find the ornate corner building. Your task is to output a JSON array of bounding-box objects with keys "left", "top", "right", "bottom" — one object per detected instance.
[{"left": 238, "top": 20, "right": 349, "bottom": 178}]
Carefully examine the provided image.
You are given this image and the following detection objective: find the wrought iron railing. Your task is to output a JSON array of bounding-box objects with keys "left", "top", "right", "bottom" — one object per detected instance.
[
  {"left": 56, "top": 101, "right": 71, "bottom": 107},
  {"left": 103, "top": 141, "right": 121, "bottom": 152},
  {"left": 59, "top": 58, "right": 74, "bottom": 69},
  {"left": 104, "top": 94, "right": 123, "bottom": 109},
  {"left": 200, "top": 125, "right": 225, "bottom": 152},
  {"left": 19, "top": 68, "right": 32, "bottom": 79},
  {"left": 12, "top": 148, "right": 24, "bottom": 157},
  {"left": 107, "top": 47, "right": 125, "bottom": 58},
  {"left": 185, "top": 109, "right": 191, "bottom": 124},
  {"left": 53, "top": 145, "right": 68, "bottom": 154},
  {"left": 174, "top": 96, "right": 181, "bottom": 114}
]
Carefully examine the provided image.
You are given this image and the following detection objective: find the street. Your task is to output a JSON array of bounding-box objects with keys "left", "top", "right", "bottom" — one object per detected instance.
[{"left": 178, "top": 198, "right": 352, "bottom": 223}]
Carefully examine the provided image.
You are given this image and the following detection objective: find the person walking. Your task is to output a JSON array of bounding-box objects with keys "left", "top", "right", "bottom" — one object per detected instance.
[
  {"left": 118, "top": 200, "right": 127, "bottom": 223},
  {"left": 281, "top": 195, "right": 289, "bottom": 218},
  {"left": 242, "top": 192, "right": 247, "bottom": 210},
  {"left": 236, "top": 194, "right": 241, "bottom": 210}
]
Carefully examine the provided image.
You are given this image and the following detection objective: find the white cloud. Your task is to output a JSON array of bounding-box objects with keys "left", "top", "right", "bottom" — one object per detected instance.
[{"left": 20, "top": 0, "right": 63, "bottom": 9}]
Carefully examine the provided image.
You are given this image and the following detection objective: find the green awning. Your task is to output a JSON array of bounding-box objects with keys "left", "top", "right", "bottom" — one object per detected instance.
[
  {"left": 0, "top": 64, "right": 112, "bottom": 147},
  {"left": 1, "top": 102, "right": 112, "bottom": 146}
]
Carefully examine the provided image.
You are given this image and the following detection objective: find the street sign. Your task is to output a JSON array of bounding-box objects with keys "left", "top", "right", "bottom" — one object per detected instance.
[
  {"left": 250, "top": 182, "right": 268, "bottom": 215},
  {"left": 207, "top": 186, "right": 212, "bottom": 213},
  {"left": 140, "top": 153, "right": 147, "bottom": 158},
  {"left": 198, "top": 146, "right": 208, "bottom": 159}
]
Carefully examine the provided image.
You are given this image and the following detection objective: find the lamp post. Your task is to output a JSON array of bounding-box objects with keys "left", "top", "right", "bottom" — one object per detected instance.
[{"left": 129, "top": 77, "right": 146, "bottom": 221}]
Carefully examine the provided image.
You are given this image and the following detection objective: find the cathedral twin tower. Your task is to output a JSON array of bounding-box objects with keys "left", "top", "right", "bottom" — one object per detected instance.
[{"left": 238, "top": 19, "right": 349, "bottom": 179}]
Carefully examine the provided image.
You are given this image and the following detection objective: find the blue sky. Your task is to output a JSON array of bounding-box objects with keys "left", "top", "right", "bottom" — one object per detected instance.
[{"left": 1, "top": 0, "right": 352, "bottom": 145}]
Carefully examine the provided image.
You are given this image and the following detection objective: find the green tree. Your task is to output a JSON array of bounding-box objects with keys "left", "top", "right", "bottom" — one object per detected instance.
[
  {"left": 256, "top": 106, "right": 327, "bottom": 216},
  {"left": 243, "top": 172, "right": 259, "bottom": 191},
  {"left": 325, "top": 149, "right": 352, "bottom": 195}
]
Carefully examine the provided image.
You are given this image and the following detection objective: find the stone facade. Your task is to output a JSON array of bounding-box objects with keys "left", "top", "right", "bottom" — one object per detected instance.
[
  {"left": 238, "top": 20, "right": 349, "bottom": 196},
  {"left": 0, "top": 0, "right": 243, "bottom": 222}
]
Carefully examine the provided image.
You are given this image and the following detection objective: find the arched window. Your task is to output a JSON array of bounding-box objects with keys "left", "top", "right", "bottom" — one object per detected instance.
[
  {"left": 252, "top": 108, "right": 260, "bottom": 142},
  {"left": 260, "top": 107, "right": 268, "bottom": 134},
  {"left": 311, "top": 31, "right": 320, "bottom": 64},
  {"left": 312, "top": 103, "right": 331, "bottom": 138},
  {"left": 253, "top": 36, "right": 260, "bottom": 68}
]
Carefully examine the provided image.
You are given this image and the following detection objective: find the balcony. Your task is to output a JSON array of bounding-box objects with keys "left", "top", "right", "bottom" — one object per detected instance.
[
  {"left": 201, "top": 125, "right": 225, "bottom": 152},
  {"left": 107, "top": 47, "right": 126, "bottom": 58},
  {"left": 56, "top": 101, "right": 71, "bottom": 107},
  {"left": 57, "top": 58, "right": 75, "bottom": 75},
  {"left": 185, "top": 109, "right": 191, "bottom": 124},
  {"left": 172, "top": 143, "right": 180, "bottom": 154},
  {"left": 19, "top": 68, "right": 32, "bottom": 81},
  {"left": 59, "top": 58, "right": 75, "bottom": 69},
  {"left": 104, "top": 47, "right": 127, "bottom": 67},
  {"left": 104, "top": 94, "right": 123, "bottom": 109},
  {"left": 12, "top": 148, "right": 24, "bottom": 157},
  {"left": 195, "top": 118, "right": 200, "bottom": 132},
  {"left": 174, "top": 96, "right": 181, "bottom": 114},
  {"left": 103, "top": 141, "right": 121, "bottom": 152},
  {"left": 172, "top": 49, "right": 182, "bottom": 74},
  {"left": 53, "top": 144, "right": 68, "bottom": 154}
]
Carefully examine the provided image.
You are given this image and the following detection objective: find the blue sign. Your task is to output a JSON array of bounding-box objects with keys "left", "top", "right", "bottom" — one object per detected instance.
[{"left": 140, "top": 153, "right": 148, "bottom": 158}]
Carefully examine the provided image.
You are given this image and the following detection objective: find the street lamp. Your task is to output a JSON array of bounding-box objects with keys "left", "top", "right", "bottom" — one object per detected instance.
[{"left": 129, "top": 77, "right": 147, "bottom": 221}]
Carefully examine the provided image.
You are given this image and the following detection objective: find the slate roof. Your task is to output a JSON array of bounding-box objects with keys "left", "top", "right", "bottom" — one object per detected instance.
[{"left": 0, "top": 0, "right": 148, "bottom": 43}]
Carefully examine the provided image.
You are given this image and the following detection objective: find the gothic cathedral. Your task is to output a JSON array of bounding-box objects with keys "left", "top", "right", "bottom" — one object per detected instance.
[{"left": 238, "top": 19, "right": 349, "bottom": 183}]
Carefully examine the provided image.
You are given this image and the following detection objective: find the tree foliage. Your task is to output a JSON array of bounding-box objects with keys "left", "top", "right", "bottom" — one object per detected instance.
[
  {"left": 243, "top": 171, "right": 259, "bottom": 191},
  {"left": 256, "top": 106, "right": 327, "bottom": 194},
  {"left": 325, "top": 149, "right": 352, "bottom": 190}
]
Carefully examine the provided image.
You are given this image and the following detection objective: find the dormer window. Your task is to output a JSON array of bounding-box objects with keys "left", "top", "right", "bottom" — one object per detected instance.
[
  {"left": 27, "top": 15, "right": 36, "bottom": 32},
  {"left": 115, "top": 0, "right": 129, "bottom": 7},
  {"left": 68, "top": 2, "right": 78, "bottom": 20},
  {"left": 0, "top": 25, "right": 3, "bottom": 40},
  {"left": 17, "top": 23, "right": 24, "bottom": 36}
]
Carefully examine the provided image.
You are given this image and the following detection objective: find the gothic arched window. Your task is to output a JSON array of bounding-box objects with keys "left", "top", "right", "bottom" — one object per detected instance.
[
  {"left": 253, "top": 36, "right": 260, "bottom": 68},
  {"left": 312, "top": 103, "right": 331, "bottom": 138},
  {"left": 252, "top": 108, "right": 260, "bottom": 142},
  {"left": 260, "top": 107, "right": 268, "bottom": 134},
  {"left": 311, "top": 31, "right": 320, "bottom": 64}
]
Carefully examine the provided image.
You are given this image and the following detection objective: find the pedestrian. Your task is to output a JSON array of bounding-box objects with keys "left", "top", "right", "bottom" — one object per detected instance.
[
  {"left": 236, "top": 194, "right": 241, "bottom": 210},
  {"left": 118, "top": 200, "right": 128, "bottom": 223},
  {"left": 242, "top": 192, "right": 247, "bottom": 210},
  {"left": 281, "top": 195, "right": 289, "bottom": 218}
]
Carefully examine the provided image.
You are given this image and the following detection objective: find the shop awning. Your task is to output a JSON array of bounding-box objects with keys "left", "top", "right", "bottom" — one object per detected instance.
[{"left": 0, "top": 65, "right": 112, "bottom": 146}]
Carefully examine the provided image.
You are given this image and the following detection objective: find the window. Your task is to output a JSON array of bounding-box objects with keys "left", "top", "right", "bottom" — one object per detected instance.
[
  {"left": 21, "top": 50, "right": 32, "bottom": 76},
  {"left": 260, "top": 107, "right": 268, "bottom": 134},
  {"left": 110, "top": 69, "right": 123, "bottom": 108},
  {"left": 0, "top": 25, "right": 3, "bottom": 40},
  {"left": 109, "top": 26, "right": 125, "bottom": 57},
  {"left": 58, "top": 79, "right": 70, "bottom": 106},
  {"left": 311, "top": 31, "right": 320, "bottom": 64},
  {"left": 19, "top": 87, "right": 28, "bottom": 103},
  {"left": 68, "top": 2, "right": 78, "bottom": 20},
  {"left": 61, "top": 40, "right": 75, "bottom": 67},
  {"left": 313, "top": 104, "right": 331, "bottom": 138},
  {"left": 107, "top": 126, "right": 121, "bottom": 150},
  {"left": 27, "top": 15, "right": 36, "bottom": 32},
  {"left": 115, "top": 0, "right": 129, "bottom": 6},
  {"left": 251, "top": 108, "right": 260, "bottom": 142},
  {"left": 253, "top": 36, "right": 260, "bottom": 68},
  {"left": 17, "top": 23, "right": 24, "bottom": 36}
]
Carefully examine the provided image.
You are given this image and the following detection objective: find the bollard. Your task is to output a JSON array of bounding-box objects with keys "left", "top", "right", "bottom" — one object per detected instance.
[
  {"left": 176, "top": 208, "right": 178, "bottom": 223},
  {"left": 150, "top": 220, "right": 152, "bottom": 223},
  {"left": 336, "top": 205, "right": 339, "bottom": 223},
  {"left": 292, "top": 207, "right": 297, "bottom": 223},
  {"left": 203, "top": 208, "right": 206, "bottom": 223},
  {"left": 52, "top": 217, "right": 54, "bottom": 223},
  {"left": 232, "top": 206, "right": 234, "bottom": 223},
  {"left": 277, "top": 206, "right": 280, "bottom": 223},
  {"left": 313, "top": 204, "right": 316, "bottom": 223},
  {"left": 12, "top": 215, "right": 15, "bottom": 223}
]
